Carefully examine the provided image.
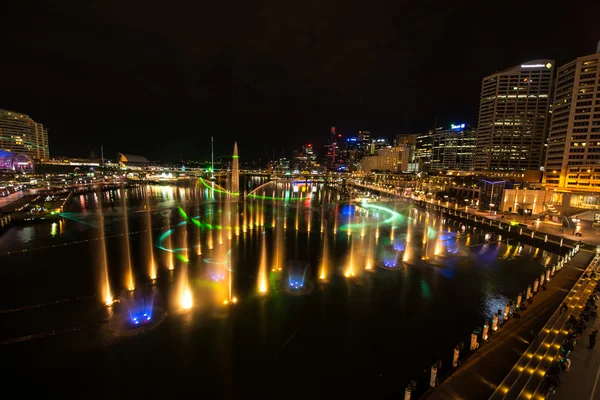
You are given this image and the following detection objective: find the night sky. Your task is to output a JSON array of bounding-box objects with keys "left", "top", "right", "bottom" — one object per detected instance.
[{"left": 1, "top": 1, "right": 599, "bottom": 162}]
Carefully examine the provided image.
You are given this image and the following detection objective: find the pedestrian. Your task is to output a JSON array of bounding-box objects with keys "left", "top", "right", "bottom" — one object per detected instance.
[{"left": 561, "top": 304, "right": 569, "bottom": 314}]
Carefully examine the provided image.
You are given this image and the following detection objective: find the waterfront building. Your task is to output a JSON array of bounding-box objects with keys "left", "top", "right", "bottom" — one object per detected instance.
[
  {"left": 0, "top": 109, "right": 50, "bottom": 161},
  {"left": 430, "top": 123, "right": 476, "bottom": 171},
  {"left": 543, "top": 50, "right": 600, "bottom": 192},
  {"left": 360, "top": 145, "right": 408, "bottom": 173},
  {"left": 415, "top": 131, "right": 432, "bottom": 171},
  {"left": 478, "top": 179, "right": 506, "bottom": 212},
  {"left": 475, "top": 60, "right": 554, "bottom": 171}
]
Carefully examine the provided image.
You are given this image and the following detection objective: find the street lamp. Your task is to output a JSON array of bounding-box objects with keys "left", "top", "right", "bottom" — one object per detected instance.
[
  {"left": 489, "top": 203, "right": 495, "bottom": 215},
  {"left": 524, "top": 209, "right": 530, "bottom": 223}
]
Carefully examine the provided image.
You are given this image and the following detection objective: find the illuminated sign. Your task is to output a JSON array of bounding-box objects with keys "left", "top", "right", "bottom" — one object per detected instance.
[
  {"left": 451, "top": 124, "right": 466, "bottom": 130},
  {"left": 347, "top": 138, "right": 358, "bottom": 142},
  {"left": 521, "top": 63, "right": 552, "bottom": 68}
]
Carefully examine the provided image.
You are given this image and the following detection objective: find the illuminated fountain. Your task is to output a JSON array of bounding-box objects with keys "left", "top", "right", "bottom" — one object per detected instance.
[
  {"left": 97, "top": 194, "right": 114, "bottom": 306},
  {"left": 403, "top": 217, "right": 412, "bottom": 263},
  {"left": 344, "top": 237, "right": 356, "bottom": 278},
  {"left": 365, "top": 227, "right": 375, "bottom": 270},
  {"left": 120, "top": 187, "right": 135, "bottom": 291},
  {"left": 273, "top": 216, "right": 285, "bottom": 272},
  {"left": 258, "top": 229, "right": 268, "bottom": 293},
  {"left": 319, "top": 231, "right": 329, "bottom": 280},
  {"left": 143, "top": 195, "right": 157, "bottom": 281}
]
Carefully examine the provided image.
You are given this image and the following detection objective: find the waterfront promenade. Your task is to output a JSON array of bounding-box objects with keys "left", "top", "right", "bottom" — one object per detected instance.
[{"left": 422, "top": 250, "right": 594, "bottom": 400}]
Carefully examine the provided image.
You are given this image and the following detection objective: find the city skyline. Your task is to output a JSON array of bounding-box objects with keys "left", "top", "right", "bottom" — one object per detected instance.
[{"left": 1, "top": 1, "right": 599, "bottom": 160}]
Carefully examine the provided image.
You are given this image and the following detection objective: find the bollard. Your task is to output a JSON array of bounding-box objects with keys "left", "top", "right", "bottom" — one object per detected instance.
[
  {"left": 482, "top": 324, "right": 489, "bottom": 340},
  {"left": 545, "top": 234, "right": 548, "bottom": 243},
  {"left": 470, "top": 332, "right": 479, "bottom": 350},
  {"left": 517, "top": 293, "right": 522, "bottom": 308},
  {"left": 531, "top": 231, "right": 535, "bottom": 239},
  {"left": 453, "top": 346, "right": 460, "bottom": 367},
  {"left": 504, "top": 304, "right": 511, "bottom": 320},
  {"left": 508, "top": 225, "right": 511, "bottom": 232},
  {"left": 492, "top": 315, "right": 498, "bottom": 331},
  {"left": 533, "top": 279, "right": 539, "bottom": 293},
  {"left": 560, "top": 237, "right": 563, "bottom": 247},
  {"left": 490, "top": 219, "right": 493, "bottom": 226},
  {"left": 540, "top": 273, "right": 545, "bottom": 286},
  {"left": 430, "top": 364, "right": 438, "bottom": 388},
  {"left": 546, "top": 269, "right": 551, "bottom": 282},
  {"left": 551, "top": 265, "right": 556, "bottom": 276},
  {"left": 520, "top": 228, "right": 523, "bottom": 235},
  {"left": 526, "top": 284, "right": 532, "bottom": 299}
]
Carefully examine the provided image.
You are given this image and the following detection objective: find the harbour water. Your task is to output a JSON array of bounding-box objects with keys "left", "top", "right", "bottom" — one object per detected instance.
[{"left": 0, "top": 178, "right": 558, "bottom": 398}]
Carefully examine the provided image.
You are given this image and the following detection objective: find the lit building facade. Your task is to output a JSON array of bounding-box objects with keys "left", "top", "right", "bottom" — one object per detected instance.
[
  {"left": 544, "top": 52, "right": 600, "bottom": 191},
  {"left": 475, "top": 60, "right": 554, "bottom": 171},
  {"left": 358, "top": 130, "right": 371, "bottom": 156},
  {"left": 415, "top": 132, "right": 432, "bottom": 171},
  {"left": 0, "top": 109, "right": 50, "bottom": 161},
  {"left": 360, "top": 145, "right": 408, "bottom": 173},
  {"left": 430, "top": 124, "right": 476, "bottom": 171},
  {"left": 324, "top": 126, "right": 342, "bottom": 170},
  {"left": 293, "top": 144, "right": 318, "bottom": 171},
  {"left": 478, "top": 179, "right": 506, "bottom": 212}
]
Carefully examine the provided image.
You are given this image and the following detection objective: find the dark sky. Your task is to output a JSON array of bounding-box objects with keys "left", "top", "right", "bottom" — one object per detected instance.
[{"left": 1, "top": 0, "right": 599, "bottom": 162}]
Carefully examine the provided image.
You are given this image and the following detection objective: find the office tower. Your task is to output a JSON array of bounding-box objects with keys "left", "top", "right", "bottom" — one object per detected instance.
[
  {"left": 324, "top": 126, "right": 341, "bottom": 170},
  {"left": 430, "top": 124, "right": 476, "bottom": 171},
  {"left": 415, "top": 131, "right": 432, "bottom": 171},
  {"left": 544, "top": 51, "right": 600, "bottom": 191},
  {"left": 358, "top": 130, "right": 371, "bottom": 155},
  {"left": 394, "top": 134, "right": 417, "bottom": 163},
  {"left": 0, "top": 109, "right": 50, "bottom": 160},
  {"left": 475, "top": 60, "right": 554, "bottom": 171}
]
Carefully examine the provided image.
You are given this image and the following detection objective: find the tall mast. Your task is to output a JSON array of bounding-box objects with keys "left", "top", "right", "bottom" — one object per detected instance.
[{"left": 211, "top": 136, "right": 215, "bottom": 179}]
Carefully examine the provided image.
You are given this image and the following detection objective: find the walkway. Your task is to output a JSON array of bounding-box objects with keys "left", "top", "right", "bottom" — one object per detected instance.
[
  {"left": 544, "top": 293, "right": 600, "bottom": 400},
  {"left": 0, "top": 191, "right": 25, "bottom": 210},
  {"left": 489, "top": 255, "right": 599, "bottom": 399},
  {"left": 423, "top": 250, "right": 594, "bottom": 400}
]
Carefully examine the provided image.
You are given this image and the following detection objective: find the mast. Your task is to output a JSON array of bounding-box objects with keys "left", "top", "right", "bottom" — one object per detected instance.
[
  {"left": 101, "top": 145, "right": 104, "bottom": 170},
  {"left": 211, "top": 136, "right": 215, "bottom": 179}
]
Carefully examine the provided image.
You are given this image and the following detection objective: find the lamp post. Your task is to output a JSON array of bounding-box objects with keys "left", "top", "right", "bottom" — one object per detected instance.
[{"left": 524, "top": 209, "right": 530, "bottom": 223}]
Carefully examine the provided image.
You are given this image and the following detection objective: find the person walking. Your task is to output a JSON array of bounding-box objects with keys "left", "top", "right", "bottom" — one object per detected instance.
[{"left": 589, "top": 330, "right": 598, "bottom": 349}]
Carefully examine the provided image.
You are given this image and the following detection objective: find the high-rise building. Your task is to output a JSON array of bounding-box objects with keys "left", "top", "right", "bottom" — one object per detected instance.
[
  {"left": 293, "top": 144, "right": 318, "bottom": 171},
  {"left": 394, "top": 134, "right": 417, "bottom": 162},
  {"left": 544, "top": 51, "right": 600, "bottom": 191},
  {"left": 430, "top": 123, "right": 476, "bottom": 171},
  {"left": 324, "top": 126, "right": 342, "bottom": 170},
  {"left": 0, "top": 109, "right": 50, "bottom": 160},
  {"left": 415, "top": 131, "right": 432, "bottom": 171},
  {"left": 358, "top": 130, "right": 371, "bottom": 155},
  {"left": 475, "top": 60, "right": 554, "bottom": 171}
]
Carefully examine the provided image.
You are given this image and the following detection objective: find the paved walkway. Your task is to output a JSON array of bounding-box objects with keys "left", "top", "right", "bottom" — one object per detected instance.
[
  {"left": 0, "top": 191, "right": 25, "bottom": 210},
  {"left": 422, "top": 250, "right": 594, "bottom": 400},
  {"left": 550, "top": 296, "right": 600, "bottom": 400}
]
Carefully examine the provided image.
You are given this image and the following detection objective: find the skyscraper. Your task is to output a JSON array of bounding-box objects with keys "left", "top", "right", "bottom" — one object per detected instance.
[
  {"left": 544, "top": 51, "right": 600, "bottom": 191},
  {"left": 475, "top": 60, "right": 554, "bottom": 171},
  {"left": 0, "top": 109, "right": 50, "bottom": 160},
  {"left": 430, "top": 123, "right": 476, "bottom": 171}
]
